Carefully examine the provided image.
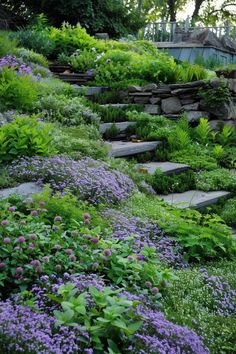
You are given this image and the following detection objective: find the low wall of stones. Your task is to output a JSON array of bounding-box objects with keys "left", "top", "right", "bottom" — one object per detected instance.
[{"left": 125, "top": 79, "right": 236, "bottom": 128}]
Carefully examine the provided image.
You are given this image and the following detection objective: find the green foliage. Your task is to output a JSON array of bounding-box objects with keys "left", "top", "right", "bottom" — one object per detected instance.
[
  {"left": 124, "top": 193, "right": 235, "bottom": 262},
  {"left": 54, "top": 125, "right": 108, "bottom": 160},
  {"left": 14, "top": 47, "right": 48, "bottom": 67},
  {"left": 220, "top": 198, "right": 236, "bottom": 227},
  {"left": 36, "top": 94, "right": 99, "bottom": 126},
  {"left": 199, "top": 81, "right": 231, "bottom": 108},
  {"left": 175, "top": 63, "right": 208, "bottom": 82},
  {"left": 0, "top": 116, "right": 55, "bottom": 162},
  {"left": 168, "top": 127, "right": 192, "bottom": 151},
  {"left": 217, "top": 125, "right": 235, "bottom": 146},
  {"left": 69, "top": 50, "right": 97, "bottom": 72},
  {"left": 13, "top": 28, "right": 55, "bottom": 57},
  {"left": 194, "top": 54, "right": 223, "bottom": 70},
  {"left": 163, "top": 261, "right": 236, "bottom": 353},
  {"left": 220, "top": 147, "right": 236, "bottom": 169},
  {"left": 196, "top": 168, "right": 236, "bottom": 192},
  {"left": 53, "top": 284, "right": 142, "bottom": 352},
  {"left": 0, "top": 31, "right": 17, "bottom": 57},
  {"left": 0, "top": 168, "right": 16, "bottom": 189},
  {"left": 0, "top": 68, "right": 38, "bottom": 111},
  {"left": 195, "top": 118, "right": 211, "bottom": 144},
  {"left": 151, "top": 170, "right": 195, "bottom": 195}
]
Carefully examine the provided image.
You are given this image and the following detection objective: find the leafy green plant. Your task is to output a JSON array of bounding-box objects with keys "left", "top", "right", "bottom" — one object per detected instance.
[
  {"left": 151, "top": 170, "right": 195, "bottom": 195},
  {"left": 14, "top": 47, "right": 48, "bottom": 67},
  {"left": 195, "top": 118, "right": 211, "bottom": 144},
  {"left": 52, "top": 284, "right": 142, "bottom": 352},
  {"left": 195, "top": 168, "right": 236, "bottom": 192},
  {"left": 0, "top": 31, "right": 17, "bottom": 57},
  {"left": 168, "top": 127, "right": 192, "bottom": 151},
  {"left": 0, "top": 68, "right": 38, "bottom": 111},
  {"left": 217, "top": 125, "right": 234, "bottom": 146},
  {"left": 69, "top": 50, "right": 97, "bottom": 72},
  {"left": 199, "top": 80, "right": 231, "bottom": 108},
  {"left": 220, "top": 198, "right": 236, "bottom": 227},
  {"left": 0, "top": 116, "right": 55, "bottom": 162}
]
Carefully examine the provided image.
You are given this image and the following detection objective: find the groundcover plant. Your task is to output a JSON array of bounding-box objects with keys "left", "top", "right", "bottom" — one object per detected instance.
[{"left": 0, "top": 25, "right": 235, "bottom": 354}]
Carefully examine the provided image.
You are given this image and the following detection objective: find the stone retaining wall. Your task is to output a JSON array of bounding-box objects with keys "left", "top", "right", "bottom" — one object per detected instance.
[{"left": 126, "top": 79, "right": 236, "bottom": 126}]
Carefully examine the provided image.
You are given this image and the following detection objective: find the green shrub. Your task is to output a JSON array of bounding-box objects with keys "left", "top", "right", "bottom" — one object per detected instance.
[
  {"left": 220, "top": 198, "right": 236, "bottom": 227},
  {"left": 0, "top": 168, "right": 16, "bottom": 189},
  {"left": 152, "top": 170, "right": 195, "bottom": 195},
  {"left": 13, "top": 29, "right": 55, "bottom": 57},
  {"left": 69, "top": 50, "right": 97, "bottom": 72},
  {"left": 175, "top": 63, "right": 208, "bottom": 82},
  {"left": 0, "top": 31, "right": 17, "bottom": 57},
  {"left": 124, "top": 193, "right": 235, "bottom": 261},
  {"left": 0, "top": 116, "right": 55, "bottom": 162},
  {"left": 0, "top": 68, "right": 38, "bottom": 111},
  {"left": 14, "top": 47, "right": 48, "bottom": 67},
  {"left": 199, "top": 80, "right": 231, "bottom": 108},
  {"left": 196, "top": 168, "right": 236, "bottom": 192}
]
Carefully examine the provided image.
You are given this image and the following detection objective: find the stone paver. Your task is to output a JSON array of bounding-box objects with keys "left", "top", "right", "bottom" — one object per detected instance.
[
  {"left": 137, "top": 162, "right": 189, "bottom": 175},
  {"left": 108, "top": 140, "right": 161, "bottom": 157},
  {"left": 158, "top": 190, "right": 230, "bottom": 209},
  {"left": 0, "top": 183, "right": 43, "bottom": 199}
]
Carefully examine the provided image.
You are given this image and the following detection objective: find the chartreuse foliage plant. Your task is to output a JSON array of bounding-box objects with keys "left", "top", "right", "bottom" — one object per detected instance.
[
  {"left": 0, "top": 116, "right": 55, "bottom": 162},
  {"left": 51, "top": 284, "right": 142, "bottom": 352}
]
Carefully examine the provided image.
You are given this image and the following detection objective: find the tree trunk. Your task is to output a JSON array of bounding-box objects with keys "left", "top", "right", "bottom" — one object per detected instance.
[
  {"left": 168, "top": 0, "right": 176, "bottom": 22},
  {"left": 191, "top": 0, "right": 206, "bottom": 24}
]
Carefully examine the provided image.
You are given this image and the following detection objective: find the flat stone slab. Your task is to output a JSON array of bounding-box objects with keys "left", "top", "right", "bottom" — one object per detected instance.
[
  {"left": 108, "top": 141, "right": 161, "bottom": 157},
  {"left": 100, "top": 121, "right": 135, "bottom": 134},
  {"left": 137, "top": 162, "right": 189, "bottom": 175},
  {"left": 0, "top": 183, "right": 43, "bottom": 199},
  {"left": 158, "top": 190, "right": 230, "bottom": 209}
]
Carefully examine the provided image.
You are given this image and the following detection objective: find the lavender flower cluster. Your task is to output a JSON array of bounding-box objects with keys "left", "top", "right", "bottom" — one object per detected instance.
[
  {"left": 0, "top": 55, "right": 33, "bottom": 75},
  {"left": 0, "top": 300, "right": 92, "bottom": 354},
  {"left": 8, "top": 156, "right": 135, "bottom": 204},
  {"left": 130, "top": 306, "right": 209, "bottom": 354},
  {"left": 103, "top": 209, "right": 187, "bottom": 267},
  {"left": 31, "top": 273, "right": 106, "bottom": 312},
  {"left": 201, "top": 269, "right": 236, "bottom": 317}
]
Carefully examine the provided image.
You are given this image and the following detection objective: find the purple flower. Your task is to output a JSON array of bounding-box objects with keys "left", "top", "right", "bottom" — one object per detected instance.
[
  {"left": 17, "top": 236, "right": 25, "bottom": 243},
  {"left": 31, "top": 210, "right": 38, "bottom": 216},
  {"left": 151, "top": 287, "right": 159, "bottom": 294},
  {"left": 0, "top": 263, "right": 5, "bottom": 269},
  {"left": 66, "top": 249, "right": 73, "bottom": 255},
  {"left": 30, "top": 233, "right": 37, "bottom": 240},
  {"left": 15, "top": 267, "right": 23, "bottom": 275},
  {"left": 91, "top": 237, "right": 99, "bottom": 244},
  {"left": 104, "top": 249, "right": 112, "bottom": 257},
  {"left": 136, "top": 254, "right": 144, "bottom": 261},
  {"left": 42, "top": 256, "right": 49, "bottom": 263},
  {"left": 69, "top": 255, "right": 77, "bottom": 262},
  {"left": 3, "top": 237, "right": 11, "bottom": 244},
  {"left": 83, "top": 213, "right": 90, "bottom": 220},
  {"left": 38, "top": 201, "right": 45, "bottom": 207},
  {"left": 145, "top": 281, "right": 152, "bottom": 288},
  {"left": 54, "top": 215, "right": 62, "bottom": 222},
  {"left": 54, "top": 244, "right": 62, "bottom": 251},
  {"left": 8, "top": 206, "right": 16, "bottom": 212},
  {"left": 30, "top": 260, "right": 41, "bottom": 267},
  {"left": 1, "top": 220, "right": 9, "bottom": 226}
]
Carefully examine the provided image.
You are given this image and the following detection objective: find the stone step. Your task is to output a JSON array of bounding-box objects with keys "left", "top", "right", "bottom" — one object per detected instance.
[
  {"left": 137, "top": 162, "right": 189, "bottom": 175},
  {"left": 157, "top": 190, "right": 230, "bottom": 209},
  {"left": 108, "top": 140, "right": 161, "bottom": 158},
  {"left": 0, "top": 183, "right": 43, "bottom": 199},
  {"left": 100, "top": 121, "right": 135, "bottom": 134}
]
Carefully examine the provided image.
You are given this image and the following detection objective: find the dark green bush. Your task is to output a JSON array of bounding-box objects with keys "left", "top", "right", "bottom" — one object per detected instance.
[{"left": 151, "top": 170, "right": 196, "bottom": 195}]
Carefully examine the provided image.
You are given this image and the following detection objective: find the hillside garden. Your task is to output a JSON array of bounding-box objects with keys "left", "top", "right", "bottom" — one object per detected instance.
[{"left": 0, "top": 23, "right": 235, "bottom": 354}]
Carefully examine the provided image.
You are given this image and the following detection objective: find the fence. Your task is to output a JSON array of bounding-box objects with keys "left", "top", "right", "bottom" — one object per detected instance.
[{"left": 143, "top": 18, "right": 236, "bottom": 43}]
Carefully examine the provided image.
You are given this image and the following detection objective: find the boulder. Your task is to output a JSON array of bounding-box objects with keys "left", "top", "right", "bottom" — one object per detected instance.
[
  {"left": 128, "top": 86, "right": 142, "bottom": 93},
  {"left": 169, "top": 80, "right": 206, "bottom": 90},
  {"left": 180, "top": 98, "right": 197, "bottom": 105},
  {"left": 171, "top": 87, "right": 200, "bottom": 95},
  {"left": 228, "top": 79, "right": 236, "bottom": 94},
  {"left": 185, "top": 111, "right": 209, "bottom": 122},
  {"left": 207, "top": 100, "right": 236, "bottom": 120},
  {"left": 209, "top": 119, "right": 236, "bottom": 131},
  {"left": 142, "top": 83, "right": 158, "bottom": 92},
  {"left": 149, "top": 97, "right": 161, "bottom": 104},
  {"left": 182, "top": 102, "right": 200, "bottom": 111},
  {"left": 145, "top": 104, "right": 161, "bottom": 115},
  {"left": 189, "top": 29, "right": 222, "bottom": 48},
  {"left": 95, "top": 33, "right": 109, "bottom": 40},
  {"left": 161, "top": 97, "right": 182, "bottom": 114},
  {"left": 0, "top": 183, "right": 43, "bottom": 199}
]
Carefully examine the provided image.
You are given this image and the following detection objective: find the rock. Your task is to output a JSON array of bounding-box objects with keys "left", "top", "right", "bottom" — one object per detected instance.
[
  {"left": 134, "top": 97, "right": 151, "bottom": 104},
  {"left": 171, "top": 87, "right": 200, "bottom": 95},
  {"left": 185, "top": 111, "right": 209, "bottom": 122},
  {"left": 209, "top": 120, "right": 236, "bottom": 131},
  {"left": 152, "top": 86, "right": 171, "bottom": 94},
  {"left": 165, "top": 114, "right": 180, "bottom": 119},
  {"left": 149, "top": 97, "right": 161, "bottom": 104},
  {"left": 169, "top": 80, "right": 206, "bottom": 90},
  {"left": 189, "top": 28, "right": 222, "bottom": 48},
  {"left": 142, "top": 83, "right": 158, "bottom": 92},
  {"left": 95, "top": 33, "right": 109, "bottom": 40},
  {"left": 182, "top": 102, "right": 199, "bottom": 111},
  {"left": 180, "top": 98, "right": 196, "bottom": 105},
  {"left": 129, "top": 92, "right": 152, "bottom": 96},
  {"left": 0, "top": 183, "right": 43, "bottom": 199},
  {"left": 207, "top": 100, "right": 235, "bottom": 120},
  {"left": 220, "top": 36, "right": 236, "bottom": 52},
  {"left": 228, "top": 79, "right": 236, "bottom": 94},
  {"left": 128, "top": 86, "right": 142, "bottom": 93},
  {"left": 210, "top": 79, "right": 221, "bottom": 89},
  {"left": 144, "top": 104, "right": 161, "bottom": 115},
  {"left": 161, "top": 97, "right": 182, "bottom": 114}
]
